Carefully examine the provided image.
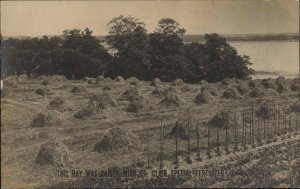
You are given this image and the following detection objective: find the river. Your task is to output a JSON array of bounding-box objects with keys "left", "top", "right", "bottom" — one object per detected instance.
[{"left": 230, "top": 41, "right": 299, "bottom": 79}]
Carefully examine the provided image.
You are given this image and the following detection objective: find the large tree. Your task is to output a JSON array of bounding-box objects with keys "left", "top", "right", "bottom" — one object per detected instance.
[
  {"left": 149, "top": 18, "right": 188, "bottom": 81},
  {"left": 202, "top": 33, "right": 252, "bottom": 82},
  {"left": 105, "top": 15, "right": 150, "bottom": 79}
]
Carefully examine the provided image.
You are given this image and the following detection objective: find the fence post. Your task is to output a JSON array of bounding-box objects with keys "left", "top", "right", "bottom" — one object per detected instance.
[
  {"left": 174, "top": 121, "right": 178, "bottom": 166},
  {"left": 296, "top": 114, "right": 298, "bottom": 135},
  {"left": 146, "top": 127, "right": 150, "bottom": 169},
  {"left": 234, "top": 111, "right": 238, "bottom": 151},
  {"left": 160, "top": 119, "right": 163, "bottom": 169},
  {"left": 277, "top": 110, "right": 280, "bottom": 136},
  {"left": 196, "top": 119, "right": 201, "bottom": 161},
  {"left": 244, "top": 112, "right": 247, "bottom": 150},
  {"left": 207, "top": 115, "right": 211, "bottom": 159},
  {"left": 242, "top": 113, "right": 245, "bottom": 148},
  {"left": 225, "top": 115, "right": 229, "bottom": 154},
  {"left": 216, "top": 113, "right": 221, "bottom": 156},
  {"left": 284, "top": 113, "right": 287, "bottom": 133},
  {"left": 289, "top": 112, "right": 292, "bottom": 137},
  {"left": 186, "top": 116, "right": 192, "bottom": 164}
]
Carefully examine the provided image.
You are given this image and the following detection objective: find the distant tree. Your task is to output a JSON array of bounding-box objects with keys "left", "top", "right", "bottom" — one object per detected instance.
[{"left": 105, "top": 15, "right": 150, "bottom": 79}]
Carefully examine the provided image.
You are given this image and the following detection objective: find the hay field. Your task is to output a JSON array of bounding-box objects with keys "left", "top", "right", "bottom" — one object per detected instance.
[{"left": 1, "top": 76, "right": 300, "bottom": 188}]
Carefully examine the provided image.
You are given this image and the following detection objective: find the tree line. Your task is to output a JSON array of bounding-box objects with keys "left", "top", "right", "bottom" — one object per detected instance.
[{"left": 0, "top": 15, "right": 253, "bottom": 83}]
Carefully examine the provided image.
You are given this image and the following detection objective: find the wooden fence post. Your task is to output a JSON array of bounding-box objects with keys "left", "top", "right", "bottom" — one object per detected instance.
[
  {"left": 196, "top": 119, "right": 201, "bottom": 161},
  {"left": 146, "top": 127, "right": 150, "bottom": 169},
  {"left": 160, "top": 119, "right": 163, "bottom": 169},
  {"left": 216, "top": 113, "right": 221, "bottom": 156},
  {"left": 207, "top": 115, "right": 211, "bottom": 158}
]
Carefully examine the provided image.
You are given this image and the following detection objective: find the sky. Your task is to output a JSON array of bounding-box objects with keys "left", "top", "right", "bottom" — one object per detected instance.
[{"left": 1, "top": 0, "right": 299, "bottom": 37}]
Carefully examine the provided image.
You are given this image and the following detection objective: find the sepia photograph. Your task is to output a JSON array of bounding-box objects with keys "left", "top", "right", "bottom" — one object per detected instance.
[{"left": 1, "top": 0, "right": 299, "bottom": 188}]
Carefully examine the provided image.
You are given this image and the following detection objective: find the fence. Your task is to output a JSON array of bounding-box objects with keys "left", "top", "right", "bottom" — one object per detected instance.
[{"left": 143, "top": 97, "right": 300, "bottom": 169}]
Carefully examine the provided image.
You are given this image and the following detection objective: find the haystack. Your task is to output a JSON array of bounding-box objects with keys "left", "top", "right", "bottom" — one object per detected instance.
[
  {"left": 222, "top": 87, "right": 243, "bottom": 99},
  {"left": 249, "top": 87, "right": 264, "bottom": 98},
  {"left": 248, "top": 80, "right": 259, "bottom": 88},
  {"left": 290, "top": 82, "right": 300, "bottom": 91},
  {"left": 88, "top": 93, "right": 116, "bottom": 110},
  {"left": 103, "top": 85, "right": 112, "bottom": 91},
  {"left": 129, "top": 80, "right": 141, "bottom": 88},
  {"left": 209, "top": 109, "right": 242, "bottom": 128},
  {"left": 31, "top": 110, "right": 65, "bottom": 127},
  {"left": 18, "top": 74, "right": 28, "bottom": 81},
  {"left": 150, "top": 78, "right": 161, "bottom": 87},
  {"left": 181, "top": 85, "right": 193, "bottom": 92},
  {"left": 97, "top": 75, "right": 106, "bottom": 82},
  {"left": 48, "top": 97, "right": 75, "bottom": 112},
  {"left": 127, "top": 77, "right": 139, "bottom": 82},
  {"left": 36, "top": 141, "right": 72, "bottom": 167},
  {"left": 195, "top": 90, "right": 214, "bottom": 104},
  {"left": 236, "top": 83, "right": 249, "bottom": 95},
  {"left": 172, "top": 79, "right": 184, "bottom": 86},
  {"left": 262, "top": 79, "right": 276, "bottom": 89},
  {"left": 38, "top": 75, "right": 49, "bottom": 80},
  {"left": 52, "top": 75, "right": 67, "bottom": 81},
  {"left": 35, "top": 88, "right": 55, "bottom": 96},
  {"left": 201, "top": 84, "right": 218, "bottom": 96},
  {"left": 289, "top": 100, "right": 300, "bottom": 113},
  {"left": 71, "top": 86, "right": 87, "bottom": 93},
  {"left": 119, "top": 86, "right": 140, "bottom": 101},
  {"left": 94, "top": 127, "right": 141, "bottom": 152},
  {"left": 115, "top": 76, "right": 124, "bottom": 82},
  {"left": 276, "top": 78, "right": 289, "bottom": 93},
  {"left": 199, "top": 80, "right": 208, "bottom": 85},
  {"left": 41, "top": 80, "right": 50, "bottom": 86},
  {"left": 159, "top": 92, "right": 185, "bottom": 107},
  {"left": 106, "top": 77, "right": 112, "bottom": 82},
  {"left": 127, "top": 96, "right": 152, "bottom": 113},
  {"left": 74, "top": 108, "right": 94, "bottom": 119},
  {"left": 257, "top": 101, "right": 283, "bottom": 119},
  {"left": 222, "top": 78, "right": 233, "bottom": 85},
  {"left": 169, "top": 118, "right": 188, "bottom": 139},
  {"left": 87, "top": 79, "right": 97, "bottom": 84},
  {"left": 3, "top": 76, "right": 18, "bottom": 86},
  {"left": 152, "top": 86, "right": 165, "bottom": 96}
]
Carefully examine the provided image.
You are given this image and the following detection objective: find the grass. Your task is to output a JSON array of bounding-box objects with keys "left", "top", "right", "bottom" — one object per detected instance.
[{"left": 1, "top": 77, "right": 300, "bottom": 188}]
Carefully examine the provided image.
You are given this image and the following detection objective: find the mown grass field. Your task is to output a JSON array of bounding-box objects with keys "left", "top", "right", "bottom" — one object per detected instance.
[{"left": 1, "top": 76, "right": 300, "bottom": 188}]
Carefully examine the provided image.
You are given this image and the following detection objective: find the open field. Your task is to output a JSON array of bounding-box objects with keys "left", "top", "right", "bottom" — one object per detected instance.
[{"left": 1, "top": 75, "right": 300, "bottom": 188}]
